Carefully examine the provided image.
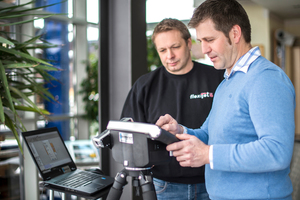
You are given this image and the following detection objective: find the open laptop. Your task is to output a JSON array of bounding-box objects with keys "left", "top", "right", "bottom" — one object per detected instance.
[{"left": 22, "top": 127, "right": 114, "bottom": 196}]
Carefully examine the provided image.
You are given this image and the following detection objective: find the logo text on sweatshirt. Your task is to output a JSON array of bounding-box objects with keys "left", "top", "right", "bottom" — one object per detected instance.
[{"left": 190, "top": 92, "right": 213, "bottom": 99}]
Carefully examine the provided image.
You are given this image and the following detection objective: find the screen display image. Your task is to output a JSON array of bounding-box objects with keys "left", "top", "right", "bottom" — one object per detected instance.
[{"left": 26, "top": 131, "right": 72, "bottom": 173}]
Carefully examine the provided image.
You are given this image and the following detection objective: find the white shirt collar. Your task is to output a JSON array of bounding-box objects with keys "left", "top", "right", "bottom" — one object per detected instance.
[{"left": 225, "top": 46, "right": 261, "bottom": 79}]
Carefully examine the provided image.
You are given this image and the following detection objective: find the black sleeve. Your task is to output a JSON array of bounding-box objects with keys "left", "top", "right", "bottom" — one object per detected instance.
[{"left": 120, "top": 85, "right": 147, "bottom": 122}]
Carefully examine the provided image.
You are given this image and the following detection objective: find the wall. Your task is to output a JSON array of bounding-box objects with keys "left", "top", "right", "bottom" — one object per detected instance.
[
  {"left": 269, "top": 13, "right": 284, "bottom": 64},
  {"left": 243, "top": 4, "right": 271, "bottom": 60},
  {"left": 284, "top": 19, "right": 300, "bottom": 38},
  {"left": 270, "top": 13, "right": 300, "bottom": 138},
  {"left": 293, "top": 47, "right": 300, "bottom": 137}
]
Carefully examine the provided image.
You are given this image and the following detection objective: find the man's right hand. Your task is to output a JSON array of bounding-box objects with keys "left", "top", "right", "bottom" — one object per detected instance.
[{"left": 156, "top": 114, "right": 183, "bottom": 135}]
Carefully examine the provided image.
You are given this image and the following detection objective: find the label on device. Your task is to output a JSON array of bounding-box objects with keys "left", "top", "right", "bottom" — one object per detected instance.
[{"left": 119, "top": 132, "right": 133, "bottom": 144}]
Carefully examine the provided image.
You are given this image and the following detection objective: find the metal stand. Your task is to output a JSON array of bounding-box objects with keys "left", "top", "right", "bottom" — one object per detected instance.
[
  {"left": 107, "top": 168, "right": 157, "bottom": 200},
  {"left": 49, "top": 189, "right": 66, "bottom": 200}
]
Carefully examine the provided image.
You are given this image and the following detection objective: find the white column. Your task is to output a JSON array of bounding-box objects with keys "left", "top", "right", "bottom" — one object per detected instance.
[{"left": 74, "top": 0, "right": 89, "bottom": 140}]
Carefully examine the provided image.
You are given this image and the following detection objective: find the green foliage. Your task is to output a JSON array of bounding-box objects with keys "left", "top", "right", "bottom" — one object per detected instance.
[
  {"left": 79, "top": 48, "right": 99, "bottom": 123},
  {"left": 0, "top": 1, "right": 61, "bottom": 154},
  {"left": 147, "top": 36, "right": 162, "bottom": 71}
]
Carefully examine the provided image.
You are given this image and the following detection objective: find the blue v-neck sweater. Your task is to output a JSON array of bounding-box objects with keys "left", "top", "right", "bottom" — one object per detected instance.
[{"left": 187, "top": 56, "right": 295, "bottom": 200}]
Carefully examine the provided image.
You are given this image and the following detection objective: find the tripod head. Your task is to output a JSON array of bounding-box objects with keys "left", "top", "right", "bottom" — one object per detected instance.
[{"left": 93, "top": 118, "right": 179, "bottom": 170}]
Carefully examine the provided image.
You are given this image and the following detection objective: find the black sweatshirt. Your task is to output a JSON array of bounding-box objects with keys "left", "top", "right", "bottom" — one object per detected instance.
[{"left": 121, "top": 61, "right": 224, "bottom": 184}]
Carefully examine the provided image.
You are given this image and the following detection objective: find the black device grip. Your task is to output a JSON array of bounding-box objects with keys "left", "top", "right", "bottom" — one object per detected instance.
[{"left": 154, "top": 128, "right": 180, "bottom": 145}]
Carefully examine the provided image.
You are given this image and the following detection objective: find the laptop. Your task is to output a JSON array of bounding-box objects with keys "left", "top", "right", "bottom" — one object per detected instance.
[{"left": 22, "top": 127, "right": 114, "bottom": 196}]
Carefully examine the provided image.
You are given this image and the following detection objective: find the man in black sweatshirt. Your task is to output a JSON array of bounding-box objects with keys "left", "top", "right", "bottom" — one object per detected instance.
[{"left": 121, "top": 18, "right": 224, "bottom": 200}]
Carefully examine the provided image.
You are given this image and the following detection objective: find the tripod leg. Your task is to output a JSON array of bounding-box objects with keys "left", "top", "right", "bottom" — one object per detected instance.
[
  {"left": 106, "top": 169, "right": 128, "bottom": 200},
  {"left": 139, "top": 171, "right": 157, "bottom": 200}
]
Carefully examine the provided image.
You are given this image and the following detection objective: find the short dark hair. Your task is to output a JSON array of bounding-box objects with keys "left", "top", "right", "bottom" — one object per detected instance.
[
  {"left": 188, "top": 0, "right": 251, "bottom": 43},
  {"left": 152, "top": 18, "right": 191, "bottom": 47}
]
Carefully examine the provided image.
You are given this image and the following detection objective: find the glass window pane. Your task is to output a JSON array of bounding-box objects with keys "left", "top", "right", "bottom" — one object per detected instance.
[
  {"left": 35, "top": 0, "right": 69, "bottom": 14},
  {"left": 146, "top": 0, "right": 194, "bottom": 23},
  {"left": 87, "top": 0, "right": 99, "bottom": 23},
  {"left": 87, "top": 26, "right": 99, "bottom": 41}
]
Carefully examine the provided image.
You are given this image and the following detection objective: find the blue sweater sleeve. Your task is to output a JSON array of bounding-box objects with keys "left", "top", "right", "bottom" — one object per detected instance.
[
  {"left": 186, "top": 114, "right": 209, "bottom": 144},
  {"left": 212, "top": 70, "right": 295, "bottom": 172}
]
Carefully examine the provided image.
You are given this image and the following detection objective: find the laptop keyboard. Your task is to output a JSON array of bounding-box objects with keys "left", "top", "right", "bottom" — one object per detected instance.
[{"left": 54, "top": 171, "right": 101, "bottom": 188}]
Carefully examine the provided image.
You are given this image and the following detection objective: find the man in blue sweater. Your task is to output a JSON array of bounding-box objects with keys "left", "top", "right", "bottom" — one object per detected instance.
[{"left": 156, "top": 0, "right": 296, "bottom": 200}]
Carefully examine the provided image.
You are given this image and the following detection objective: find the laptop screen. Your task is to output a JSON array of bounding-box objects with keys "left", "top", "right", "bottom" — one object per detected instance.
[{"left": 22, "top": 127, "right": 76, "bottom": 180}]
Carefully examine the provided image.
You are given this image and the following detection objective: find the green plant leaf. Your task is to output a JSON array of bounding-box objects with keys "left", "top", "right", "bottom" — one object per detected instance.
[
  {"left": 34, "top": 65, "right": 59, "bottom": 71},
  {"left": 36, "top": 68, "right": 58, "bottom": 82},
  {"left": 30, "top": 84, "right": 56, "bottom": 101},
  {"left": 0, "top": 60, "right": 15, "bottom": 113},
  {"left": 16, "top": 35, "right": 60, "bottom": 51},
  {"left": 13, "top": 74, "right": 56, "bottom": 101},
  {"left": 4, "top": 114, "right": 23, "bottom": 154},
  {"left": 35, "top": 88, "right": 56, "bottom": 102},
  {"left": 0, "top": 46, "right": 52, "bottom": 66},
  {"left": 0, "top": 14, "right": 55, "bottom": 27},
  {"left": 14, "top": 105, "right": 50, "bottom": 115},
  {"left": 11, "top": 97, "right": 23, "bottom": 105},
  {"left": 0, "top": 13, "right": 57, "bottom": 20},
  {"left": 0, "top": 36, "right": 14, "bottom": 46},
  {"left": 9, "top": 86, "right": 43, "bottom": 114},
  {"left": 15, "top": 114, "right": 27, "bottom": 133},
  {"left": 0, "top": 95, "right": 5, "bottom": 123},
  {"left": 14, "top": 34, "right": 41, "bottom": 49},
  {"left": 4, "top": 63, "right": 39, "bottom": 68},
  {"left": 4, "top": 62, "right": 58, "bottom": 71}
]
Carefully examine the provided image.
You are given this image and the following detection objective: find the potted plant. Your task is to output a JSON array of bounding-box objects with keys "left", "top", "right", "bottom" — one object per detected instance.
[{"left": 0, "top": 1, "right": 61, "bottom": 153}]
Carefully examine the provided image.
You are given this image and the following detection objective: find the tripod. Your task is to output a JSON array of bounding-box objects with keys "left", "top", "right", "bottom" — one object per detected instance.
[{"left": 106, "top": 167, "right": 157, "bottom": 200}]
